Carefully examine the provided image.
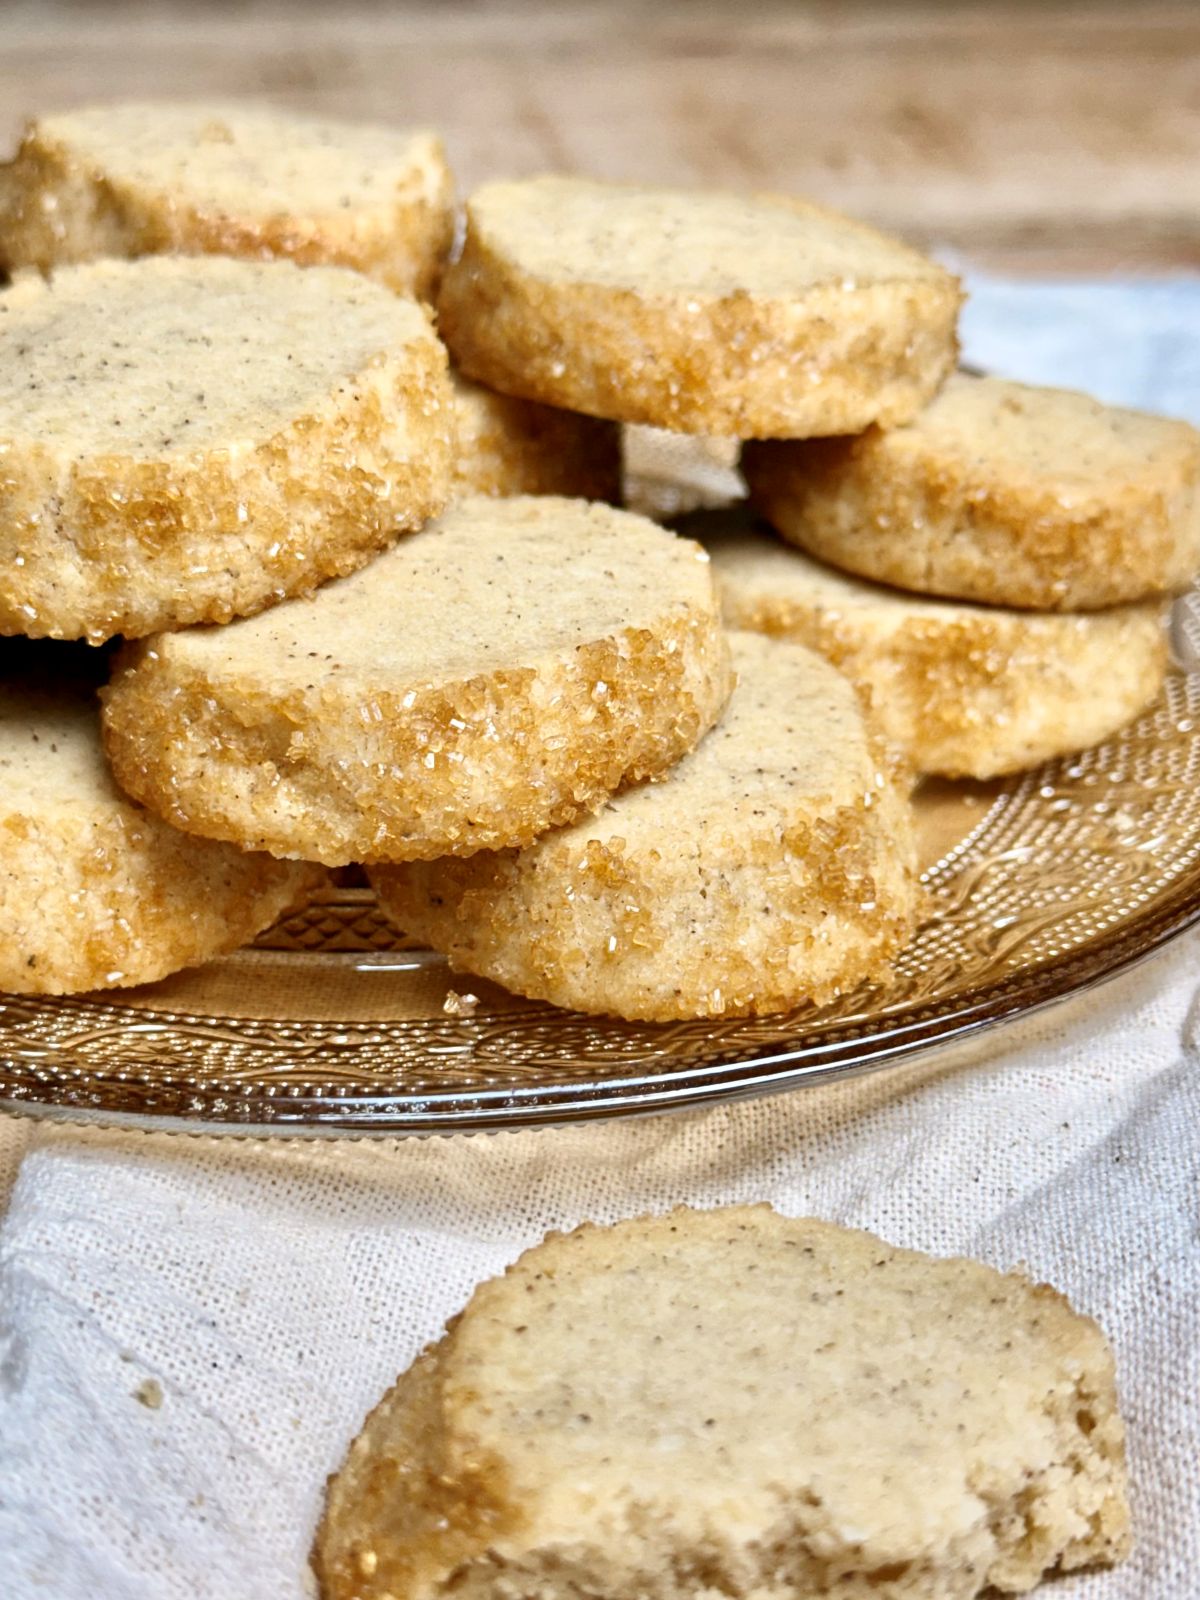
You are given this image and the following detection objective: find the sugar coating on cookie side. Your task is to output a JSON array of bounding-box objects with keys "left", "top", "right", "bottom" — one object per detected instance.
[
  {"left": 101, "top": 496, "right": 732, "bottom": 867},
  {"left": 438, "top": 176, "right": 962, "bottom": 438},
  {"left": 0, "top": 256, "right": 453, "bottom": 642},
  {"left": 314, "top": 1206, "right": 1132, "bottom": 1600},
  {"left": 449, "top": 370, "right": 619, "bottom": 501},
  {"left": 0, "top": 641, "right": 318, "bottom": 995},
  {"left": 372, "top": 630, "right": 919, "bottom": 1020},
  {"left": 744, "top": 372, "right": 1200, "bottom": 610},
  {"left": 706, "top": 519, "right": 1168, "bottom": 778},
  {"left": 0, "top": 101, "right": 454, "bottom": 298}
]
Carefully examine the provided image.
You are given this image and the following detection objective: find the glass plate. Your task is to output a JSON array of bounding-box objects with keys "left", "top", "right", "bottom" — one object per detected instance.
[{"left": 3, "top": 672, "right": 1200, "bottom": 1136}]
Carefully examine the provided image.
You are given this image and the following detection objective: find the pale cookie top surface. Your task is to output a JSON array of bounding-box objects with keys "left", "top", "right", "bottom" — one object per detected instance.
[
  {"left": 0, "top": 644, "right": 117, "bottom": 810},
  {"left": 0, "top": 255, "right": 434, "bottom": 459},
  {"left": 535, "top": 630, "right": 879, "bottom": 859},
  {"left": 449, "top": 1207, "right": 1119, "bottom": 1547},
  {"left": 889, "top": 371, "right": 1198, "bottom": 490},
  {"left": 468, "top": 175, "right": 947, "bottom": 299},
  {"left": 34, "top": 101, "right": 446, "bottom": 218},
  {"left": 156, "top": 496, "right": 717, "bottom": 688}
]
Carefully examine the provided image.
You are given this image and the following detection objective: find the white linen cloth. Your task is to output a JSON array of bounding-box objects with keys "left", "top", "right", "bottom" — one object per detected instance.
[{"left": 1, "top": 278, "right": 1199, "bottom": 1600}]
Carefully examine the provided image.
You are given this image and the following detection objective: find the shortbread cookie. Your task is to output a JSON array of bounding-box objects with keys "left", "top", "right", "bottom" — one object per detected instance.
[
  {"left": 707, "top": 520, "right": 1168, "bottom": 778},
  {"left": 0, "top": 639, "right": 318, "bottom": 995},
  {"left": 450, "top": 371, "right": 619, "bottom": 501},
  {"left": 315, "top": 1206, "right": 1131, "bottom": 1600},
  {"left": 0, "top": 101, "right": 453, "bottom": 298},
  {"left": 439, "top": 176, "right": 962, "bottom": 438},
  {"left": 0, "top": 256, "right": 453, "bottom": 643},
  {"left": 744, "top": 372, "right": 1200, "bottom": 610},
  {"left": 102, "top": 497, "right": 731, "bottom": 867},
  {"left": 371, "top": 631, "right": 918, "bottom": 1020}
]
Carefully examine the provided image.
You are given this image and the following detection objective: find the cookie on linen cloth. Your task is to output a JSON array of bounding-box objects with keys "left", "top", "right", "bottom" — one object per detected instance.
[
  {"left": 101, "top": 496, "right": 732, "bottom": 868},
  {"left": 371, "top": 630, "right": 919, "bottom": 1021},
  {"left": 0, "top": 639, "right": 318, "bottom": 995},
  {"left": 743, "top": 372, "right": 1200, "bottom": 610},
  {"left": 0, "top": 101, "right": 454, "bottom": 299},
  {"left": 438, "top": 176, "right": 962, "bottom": 438},
  {"left": 0, "top": 256, "right": 453, "bottom": 643},
  {"left": 449, "top": 371, "right": 619, "bottom": 501},
  {"left": 706, "top": 519, "right": 1168, "bottom": 779},
  {"left": 314, "top": 1205, "right": 1132, "bottom": 1600}
]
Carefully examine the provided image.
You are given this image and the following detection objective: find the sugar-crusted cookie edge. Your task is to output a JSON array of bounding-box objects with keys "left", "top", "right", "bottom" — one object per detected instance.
[
  {"left": 743, "top": 417, "right": 1200, "bottom": 610},
  {"left": 439, "top": 187, "right": 962, "bottom": 438},
  {"left": 100, "top": 566, "right": 733, "bottom": 865},
  {"left": 0, "top": 117, "right": 455, "bottom": 300},
  {"left": 369, "top": 633, "right": 921, "bottom": 1020},
  {"left": 0, "top": 804, "right": 321, "bottom": 993},
  {"left": 710, "top": 540, "right": 1169, "bottom": 777},
  {"left": 0, "top": 264, "right": 455, "bottom": 643}
]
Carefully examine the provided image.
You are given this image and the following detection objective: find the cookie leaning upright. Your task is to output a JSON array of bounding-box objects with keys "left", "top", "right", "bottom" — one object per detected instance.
[
  {"left": 744, "top": 372, "right": 1200, "bottom": 610},
  {"left": 372, "top": 631, "right": 919, "bottom": 1020},
  {"left": 102, "top": 497, "right": 732, "bottom": 867},
  {"left": 706, "top": 519, "right": 1168, "bottom": 779},
  {"left": 0, "top": 101, "right": 454, "bottom": 299},
  {"left": 314, "top": 1206, "right": 1132, "bottom": 1600},
  {"left": 0, "top": 256, "right": 453, "bottom": 643},
  {"left": 0, "top": 639, "right": 319, "bottom": 995},
  {"left": 439, "top": 176, "right": 962, "bottom": 438}
]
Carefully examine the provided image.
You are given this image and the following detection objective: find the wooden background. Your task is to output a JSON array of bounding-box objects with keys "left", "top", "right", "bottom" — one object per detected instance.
[{"left": 1, "top": 1, "right": 1199, "bottom": 272}]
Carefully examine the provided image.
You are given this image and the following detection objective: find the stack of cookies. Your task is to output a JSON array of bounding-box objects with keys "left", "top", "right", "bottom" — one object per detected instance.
[
  {"left": 1, "top": 102, "right": 1195, "bottom": 1022},
  {"left": 728, "top": 375, "right": 1194, "bottom": 779}
]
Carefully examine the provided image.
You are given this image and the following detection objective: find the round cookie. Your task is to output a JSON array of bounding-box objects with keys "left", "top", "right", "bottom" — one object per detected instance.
[
  {"left": 102, "top": 496, "right": 732, "bottom": 868},
  {"left": 0, "top": 639, "right": 318, "bottom": 996},
  {"left": 314, "top": 1206, "right": 1131, "bottom": 1600},
  {"left": 371, "top": 630, "right": 919, "bottom": 1021},
  {"left": 0, "top": 101, "right": 454, "bottom": 299},
  {"left": 743, "top": 372, "right": 1200, "bottom": 611},
  {"left": 706, "top": 519, "right": 1168, "bottom": 779},
  {"left": 449, "top": 371, "right": 619, "bottom": 501},
  {"left": 0, "top": 256, "right": 453, "bottom": 643},
  {"left": 438, "top": 176, "right": 962, "bottom": 439}
]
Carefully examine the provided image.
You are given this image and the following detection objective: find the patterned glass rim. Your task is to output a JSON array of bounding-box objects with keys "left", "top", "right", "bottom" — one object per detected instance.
[{"left": 3, "top": 885, "right": 1196, "bottom": 1137}]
